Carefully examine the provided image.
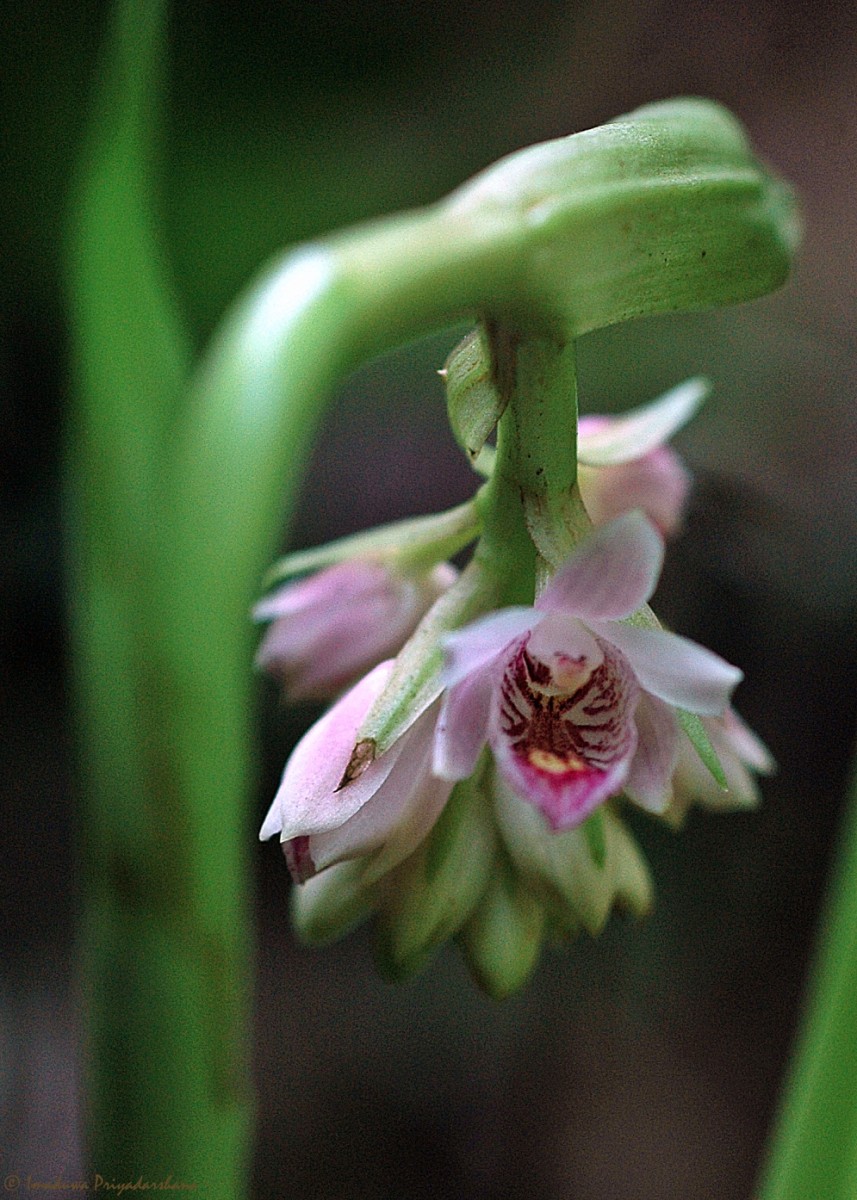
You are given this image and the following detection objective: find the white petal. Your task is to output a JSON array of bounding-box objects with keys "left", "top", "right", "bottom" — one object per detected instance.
[
  {"left": 441, "top": 608, "right": 540, "bottom": 688},
  {"left": 717, "top": 708, "right": 776, "bottom": 773},
  {"left": 526, "top": 611, "right": 603, "bottom": 671},
  {"left": 577, "top": 378, "right": 708, "bottom": 466},
  {"left": 310, "top": 703, "right": 447, "bottom": 871},
  {"left": 536, "top": 512, "right": 663, "bottom": 621},
  {"left": 624, "top": 693, "right": 678, "bottom": 812},
  {"left": 259, "top": 661, "right": 399, "bottom": 842},
  {"left": 433, "top": 662, "right": 498, "bottom": 779},
  {"left": 595, "top": 622, "right": 742, "bottom": 715}
]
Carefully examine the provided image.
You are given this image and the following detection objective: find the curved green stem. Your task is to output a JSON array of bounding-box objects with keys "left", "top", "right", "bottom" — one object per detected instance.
[
  {"left": 67, "top": 1, "right": 248, "bottom": 1192},
  {"left": 758, "top": 746, "right": 857, "bottom": 1200},
  {"left": 171, "top": 97, "right": 796, "bottom": 621}
]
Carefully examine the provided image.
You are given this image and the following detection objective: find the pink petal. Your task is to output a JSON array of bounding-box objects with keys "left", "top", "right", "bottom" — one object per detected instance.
[
  {"left": 491, "top": 632, "right": 640, "bottom": 830},
  {"left": 576, "top": 378, "right": 707, "bottom": 466},
  {"left": 308, "top": 702, "right": 446, "bottom": 871},
  {"left": 592, "top": 623, "right": 743, "bottom": 715},
  {"left": 256, "top": 614, "right": 394, "bottom": 701},
  {"left": 578, "top": 448, "right": 691, "bottom": 536},
  {"left": 259, "top": 660, "right": 400, "bottom": 842},
  {"left": 495, "top": 741, "right": 632, "bottom": 830},
  {"left": 253, "top": 559, "right": 398, "bottom": 621},
  {"left": 623, "top": 693, "right": 679, "bottom": 812},
  {"left": 441, "top": 607, "right": 540, "bottom": 688},
  {"left": 717, "top": 708, "right": 775, "bottom": 773},
  {"left": 434, "top": 656, "right": 500, "bottom": 780},
  {"left": 536, "top": 512, "right": 664, "bottom": 621}
]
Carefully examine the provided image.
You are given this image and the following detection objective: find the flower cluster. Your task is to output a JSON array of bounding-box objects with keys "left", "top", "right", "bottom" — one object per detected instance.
[{"left": 257, "top": 382, "right": 772, "bottom": 995}]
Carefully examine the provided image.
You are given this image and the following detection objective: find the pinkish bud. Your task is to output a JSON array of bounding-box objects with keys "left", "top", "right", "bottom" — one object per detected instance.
[
  {"left": 254, "top": 559, "right": 456, "bottom": 701},
  {"left": 259, "top": 660, "right": 452, "bottom": 884},
  {"left": 578, "top": 416, "right": 691, "bottom": 536},
  {"left": 576, "top": 379, "right": 706, "bottom": 536},
  {"left": 578, "top": 442, "right": 691, "bottom": 537}
]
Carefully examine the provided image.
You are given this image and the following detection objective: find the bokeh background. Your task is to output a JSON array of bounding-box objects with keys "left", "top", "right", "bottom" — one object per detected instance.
[{"left": 3, "top": 1, "right": 857, "bottom": 1196}]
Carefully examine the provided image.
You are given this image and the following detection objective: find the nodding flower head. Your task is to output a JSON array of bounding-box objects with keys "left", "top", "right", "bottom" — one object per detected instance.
[
  {"left": 434, "top": 511, "right": 742, "bottom": 831},
  {"left": 254, "top": 559, "right": 456, "bottom": 701},
  {"left": 259, "top": 511, "right": 755, "bottom": 997}
]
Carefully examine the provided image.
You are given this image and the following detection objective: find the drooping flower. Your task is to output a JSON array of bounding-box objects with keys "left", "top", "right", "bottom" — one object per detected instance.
[
  {"left": 260, "top": 660, "right": 452, "bottom": 883},
  {"left": 254, "top": 559, "right": 456, "bottom": 700},
  {"left": 665, "top": 705, "right": 775, "bottom": 825},
  {"left": 577, "top": 378, "right": 706, "bottom": 536},
  {"left": 434, "top": 511, "right": 743, "bottom": 831}
]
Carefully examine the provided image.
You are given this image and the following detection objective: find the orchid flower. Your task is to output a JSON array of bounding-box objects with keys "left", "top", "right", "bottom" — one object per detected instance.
[
  {"left": 577, "top": 378, "right": 705, "bottom": 535},
  {"left": 254, "top": 559, "right": 456, "bottom": 700},
  {"left": 434, "top": 511, "right": 743, "bottom": 831},
  {"left": 260, "top": 660, "right": 452, "bottom": 883}
]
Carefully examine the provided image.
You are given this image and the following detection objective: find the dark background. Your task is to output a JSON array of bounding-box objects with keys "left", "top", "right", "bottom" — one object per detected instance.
[{"left": 3, "top": 2, "right": 857, "bottom": 1196}]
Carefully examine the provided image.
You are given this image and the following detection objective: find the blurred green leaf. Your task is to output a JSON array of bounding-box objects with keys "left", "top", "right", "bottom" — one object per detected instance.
[{"left": 68, "top": 0, "right": 191, "bottom": 529}]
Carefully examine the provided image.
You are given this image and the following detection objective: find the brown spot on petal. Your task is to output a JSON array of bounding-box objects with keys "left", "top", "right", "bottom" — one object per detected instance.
[{"left": 339, "top": 737, "right": 376, "bottom": 788}]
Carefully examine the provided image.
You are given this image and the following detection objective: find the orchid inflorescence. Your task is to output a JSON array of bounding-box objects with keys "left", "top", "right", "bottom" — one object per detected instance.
[{"left": 256, "top": 346, "right": 772, "bottom": 997}]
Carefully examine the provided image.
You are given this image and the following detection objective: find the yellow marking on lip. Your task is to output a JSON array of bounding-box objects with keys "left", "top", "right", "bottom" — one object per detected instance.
[{"left": 529, "top": 749, "right": 587, "bottom": 774}]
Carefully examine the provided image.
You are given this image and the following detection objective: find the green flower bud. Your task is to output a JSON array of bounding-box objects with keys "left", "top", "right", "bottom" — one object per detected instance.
[
  {"left": 290, "top": 860, "right": 374, "bottom": 946},
  {"left": 611, "top": 817, "right": 655, "bottom": 918},
  {"left": 493, "top": 772, "right": 651, "bottom": 936},
  {"left": 375, "top": 775, "right": 495, "bottom": 980},
  {"left": 459, "top": 853, "right": 546, "bottom": 999}
]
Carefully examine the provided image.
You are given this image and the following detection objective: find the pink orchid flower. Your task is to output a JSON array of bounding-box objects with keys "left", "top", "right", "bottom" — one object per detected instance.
[
  {"left": 260, "top": 660, "right": 452, "bottom": 883},
  {"left": 577, "top": 378, "right": 705, "bottom": 536},
  {"left": 433, "top": 511, "right": 742, "bottom": 831},
  {"left": 254, "top": 559, "right": 456, "bottom": 700}
]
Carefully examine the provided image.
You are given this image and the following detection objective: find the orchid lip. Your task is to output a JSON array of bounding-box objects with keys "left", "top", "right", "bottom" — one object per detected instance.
[{"left": 490, "top": 629, "right": 640, "bottom": 830}]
